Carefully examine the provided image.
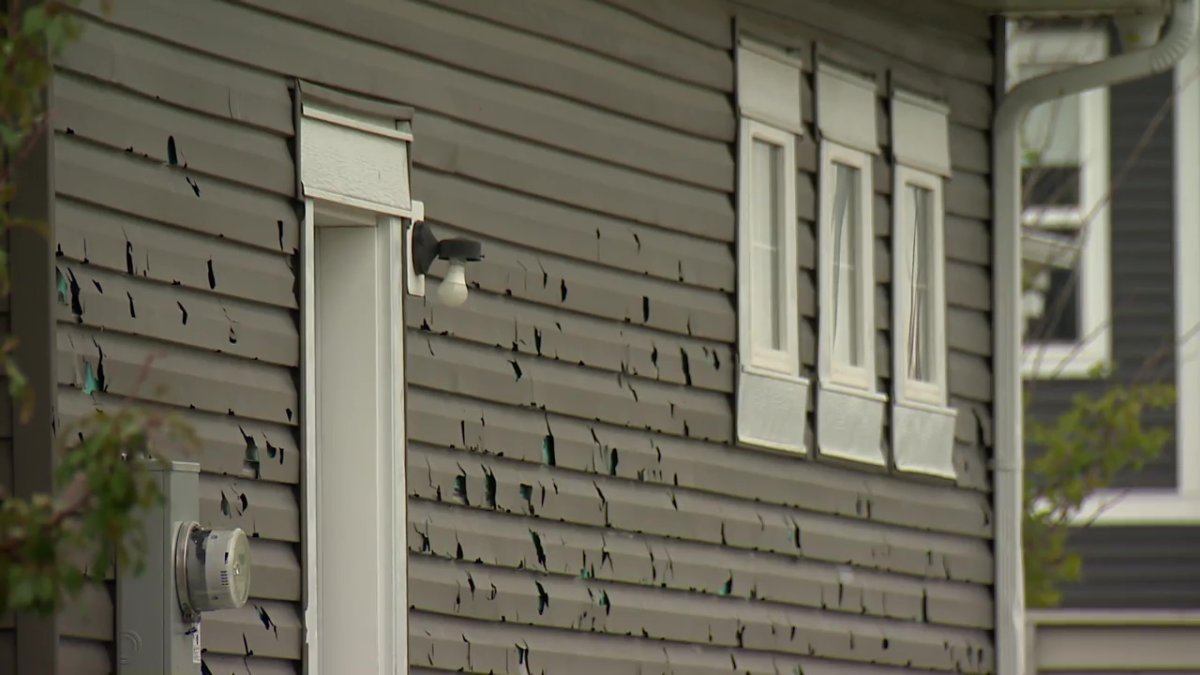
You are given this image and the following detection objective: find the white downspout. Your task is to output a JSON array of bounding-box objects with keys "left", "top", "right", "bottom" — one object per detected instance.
[{"left": 992, "top": 1, "right": 1199, "bottom": 672}]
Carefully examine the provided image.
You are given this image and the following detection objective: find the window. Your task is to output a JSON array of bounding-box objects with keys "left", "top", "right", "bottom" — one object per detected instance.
[
  {"left": 814, "top": 61, "right": 886, "bottom": 466},
  {"left": 894, "top": 167, "right": 947, "bottom": 406},
  {"left": 742, "top": 121, "right": 798, "bottom": 377},
  {"left": 1009, "top": 24, "right": 1111, "bottom": 377},
  {"left": 820, "top": 142, "right": 874, "bottom": 390},
  {"left": 734, "top": 38, "right": 809, "bottom": 453},
  {"left": 890, "top": 89, "right": 957, "bottom": 479}
]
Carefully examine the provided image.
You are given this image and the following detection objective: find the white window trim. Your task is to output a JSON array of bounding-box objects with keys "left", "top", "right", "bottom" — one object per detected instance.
[
  {"left": 893, "top": 165, "right": 948, "bottom": 408},
  {"left": 817, "top": 140, "right": 878, "bottom": 393},
  {"left": 300, "top": 103, "right": 409, "bottom": 674},
  {"left": 1009, "top": 25, "right": 1112, "bottom": 379},
  {"left": 734, "top": 38, "right": 810, "bottom": 454},
  {"left": 738, "top": 120, "right": 801, "bottom": 380},
  {"left": 1063, "top": 39, "right": 1200, "bottom": 525}
]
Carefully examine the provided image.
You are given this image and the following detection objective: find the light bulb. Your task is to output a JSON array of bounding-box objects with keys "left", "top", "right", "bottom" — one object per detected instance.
[{"left": 436, "top": 260, "right": 469, "bottom": 306}]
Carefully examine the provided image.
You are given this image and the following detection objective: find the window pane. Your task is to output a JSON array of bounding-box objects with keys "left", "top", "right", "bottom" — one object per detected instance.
[
  {"left": 750, "top": 139, "right": 786, "bottom": 352},
  {"left": 1022, "top": 230, "right": 1082, "bottom": 343},
  {"left": 907, "top": 185, "right": 935, "bottom": 383},
  {"left": 1022, "top": 166, "right": 1082, "bottom": 208},
  {"left": 831, "top": 162, "right": 861, "bottom": 367},
  {"left": 1018, "top": 64, "right": 1082, "bottom": 167}
]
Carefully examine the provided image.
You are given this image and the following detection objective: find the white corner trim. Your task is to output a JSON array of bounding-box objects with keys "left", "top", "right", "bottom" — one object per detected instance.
[
  {"left": 737, "top": 367, "right": 810, "bottom": 454},
  {"left": 301, "top": 200, "right": 319, "bottom": 672},
  {"left": 1176, "top": 39, "right": 1200, "bottom": 496},
  {"left": 816, "top": 383, "right": 887, "bottom": 466},
  {"left": 737, "top": 39, "right": 804, "bottom": 135},
  {"left": 816, "top": 62, "right": 879, "bottom": 154}
]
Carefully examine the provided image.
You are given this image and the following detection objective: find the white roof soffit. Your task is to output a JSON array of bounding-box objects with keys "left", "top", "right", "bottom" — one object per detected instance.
[{"left": 955, "top": 0, "right": 1169, "bottom": 16}]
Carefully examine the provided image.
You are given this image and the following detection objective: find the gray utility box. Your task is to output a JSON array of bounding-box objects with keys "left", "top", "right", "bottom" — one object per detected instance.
[{"left": 117, "top": 460, "right": 252, "bottom": 674}]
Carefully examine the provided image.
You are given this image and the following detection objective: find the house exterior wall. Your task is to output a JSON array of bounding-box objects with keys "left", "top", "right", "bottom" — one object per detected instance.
[{"left": 42, "top": 0, "right": 999, "bottom": 672}]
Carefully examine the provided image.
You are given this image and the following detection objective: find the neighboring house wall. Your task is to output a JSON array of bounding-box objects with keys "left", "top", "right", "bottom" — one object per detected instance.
[
  {"left": 1028, "top": 609, "right": 1200, "bottom": 673},
  {"left": 1025, "top": 69, "right": 1177, "bottom": 489},
  {"left": 37, "top": 0, "right": 1000, "bottom": 672}
]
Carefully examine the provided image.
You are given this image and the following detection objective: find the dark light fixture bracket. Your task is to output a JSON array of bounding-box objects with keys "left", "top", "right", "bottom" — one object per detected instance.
[{"left": 411, "top": 221, "right": 483, "bottom": 276}]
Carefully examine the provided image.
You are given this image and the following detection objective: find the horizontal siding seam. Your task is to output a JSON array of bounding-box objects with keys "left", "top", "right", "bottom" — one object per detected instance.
[
  {"left": 229, "top": 0, "right": 734, "bottom": 143},
  {"left": 412, "top": 0, "right": 734, "bottom": 94}
]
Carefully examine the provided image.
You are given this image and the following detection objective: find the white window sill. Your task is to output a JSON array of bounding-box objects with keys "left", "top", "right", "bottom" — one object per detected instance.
[
  {"left": 815, "top": 381, "right": 886, "bottom": 466},
  {"left": 737, "top": 366, "right": 811, "bottom": 454},
  {"left": 1023, "top": 342, "right": 1110, "bottom": 379},
  {"left": 892, "top": 399, "right": 958, "bottom": 479}
]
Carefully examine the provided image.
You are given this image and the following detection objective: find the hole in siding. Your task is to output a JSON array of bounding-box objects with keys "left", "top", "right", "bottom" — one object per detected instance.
[
  {"left": 599, "top": 590, "right": 611, "bottom": 615},
  {"left": 535, "top": 581, "right": 549, "bottom": 614},
  {"left": 285, "top": 408, "right": 293, "bottom": 422},
  {"left": 882, "top": 637, "right": 889, "bottom": 650},
  {"left": 642, "top": 296, "right": 650, "bottom": 322},
  {"left": 242, "top": 634, "right": 253, "bottom": 657},
  {"left": 240, "top": 426, "right": 260, "bottom": 478},
  {"left": 455, "top": 541, "right": 464, "bottom": 560},
  {"left": 541, "top": 434, "right": 555, "bottom": 466},
  {"left": 67, "top": 269, "right": 84, "bottom": 321},
  {"left": 56, "top": 268, "right": 68, "bottom": 305},
  {"left": 533, "top": 328, "right": 542, "bottom": 356},
  {"left": 177, "top": 302, "right": 188, "bottom": 325},
  {"left": 633, "top": 232, "right": 641, "bottom": 251},
  {"left": 255, "top": 606, "right": 278, "bottom": 638},
  {"left": 719, "top": 575, "right": 732, "bottom": 596},
  {"left": 167, "top": 136, "right": 179, "bottom": 166},
  {"left": 680, "top": 348, "right": 692, "bottom": 386},
  {"left": 736, "top": 624, "right": 745, "bottom": 648},
  {"left": 519, "top": 483, "right": 533, "bottom": 510},
  {"left": 91, "top": 279, "right": 103, "bottom": 294},
  {"left": 530, "top": 530, "right": 547, "bottom": 568},
  {"left": 220, "top": 491, "right": 232, "bottom": 517},
  {"left": 200, "top": 660, "right": 212, "bottom": 675},
  {"left": 238, "top": 493, "right": 249, "bottom": 514},
  {"left": 608, "top": 447, "right": 618, "bottom": 476},
  {"left": 186, "top": 176, "right": 200, "bottom": 197},
  {"left": 559, "top": 279, "right": 567, "bottom": 302},
  {"left": 207, "top": 259, "right": 217, "bottom": 289},
  {"left": 277, "top": 220, "right": 285, "bottom": 251},
  {"left": 453, "top": 470, "right": 469, "bottom": 506},
  {"left": 126, "top": 292, "right": 136, "bottom": 319},
  {"left": 484, "top": 469, "right": 497, "bottom": 509},
  {"left": 228, "top": 326, "right": 238, "bottom": 344},
  {"left": 509, "top": 360, "right": 522, "bottom": 381},
  {"left": 125, "top": 241, "right": 135, "bottom": 275},
  {"left": 466, "top": 573, "right": 475, "bottom": 594}
]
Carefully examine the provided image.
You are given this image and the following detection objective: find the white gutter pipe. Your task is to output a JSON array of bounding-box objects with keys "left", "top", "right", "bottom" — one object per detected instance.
[{"left": 992, "top": 1, "right": 1198, "bottom": 672}]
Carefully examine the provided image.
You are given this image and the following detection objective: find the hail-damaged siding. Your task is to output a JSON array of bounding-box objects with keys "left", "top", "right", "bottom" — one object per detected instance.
[
  {"left": 50, "top": 10, "right": 301, "bottom": 672},
  {"left": 44, "top": 0, "right": 997, "bottom": 672}
]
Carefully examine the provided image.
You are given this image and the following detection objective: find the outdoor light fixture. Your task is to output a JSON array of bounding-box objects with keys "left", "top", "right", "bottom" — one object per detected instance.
[{"left": 410, "top": 221, "right": 483, "bottom": 307}]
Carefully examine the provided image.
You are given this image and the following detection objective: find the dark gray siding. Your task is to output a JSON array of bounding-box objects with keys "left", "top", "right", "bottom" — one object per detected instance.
[
  {"left": 1062, "top": 526, "right": 1200, "bottom": 608},
  {"left": 1026, "top": 71, "right": 1177, "bottom": 489},
  {"left": 51, "top": 12, "right": 302, "bottom": 672},
  {"left": 52, "top": 0, "right": 998, "bottom": 672}
]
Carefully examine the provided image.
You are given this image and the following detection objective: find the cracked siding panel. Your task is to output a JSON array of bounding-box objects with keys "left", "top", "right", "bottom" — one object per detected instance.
[
  {"left": 411, "top": 444, "right": 993, "bottom": 584},
  {"left": 409, "top": 336, "right": 731, "bottom": 443},
  {"left": 239, "top": 0, "right": 733, "bottom": 142},
  {"left": 412, "top": 610, "right": 956, "bottom": 675},
  {"left": 413, "top": 171, "right": 735, "bottom": 291},
  {"left": 78, "top": 0, "right": 732, "bottom": 142},
  {"left": 424, "top": 0, "right": 733, "bottom": 91},
  {"left": 54, "top": 262, "right": 297, "bottom": 368},
  {"left": 414, "top": 114, "right": 733, "bottom": 241},
  {"left": 59, "top": 18, "right": 293, "bottom": 135},
  {"left": 408, "top": 388, "right": 992, "bottom": 538},
  {"left": 407, "top": 293, "right": 733, "bottom": 394},
  {"left": 56, "top": 326, "right": 296, "bottom": 425},
  {"left": 56, "top": 199, "right": 296, "bottom": 309},
  {"left": 53, "top": 72, "right": 294, "bottom": 197},
  {"left": 56, "top": 137, "right": 299, "bottom": 253},
  {"left": 418, "top": 224, "right": 734, "bottom": 342},
  {"left": 58, "top": 390, "right": 298, "bottom": 485},
  {"left": 411, "top": 499, "right": 993, "bottom": 629},
  {"left": 409, "top": 557, "right": 994, "bottom": 671}
]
